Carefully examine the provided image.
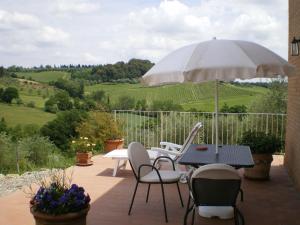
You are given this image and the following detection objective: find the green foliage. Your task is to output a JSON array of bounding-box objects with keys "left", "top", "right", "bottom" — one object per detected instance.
[
  {"left": 0, "top": 117, "right": 8, "bottom": 133},
  {"left": 0, "top": 103, "right": 56, "bottom": 127},
  {"left": 9, "top": 124, "right": 40, "bottom": 141},
  {"left": 249, "top": 80, "right": 287, "bottom": 113},
  {"left": 0, "top": 133, "right": 68, "bottom": 174},
  {"left": 30, "top": 170, "right": 90, "bottom": 215},
  {"left": 73, "top": 58, "right": 153, "bottom": 82},
  {"left": 16, "top": 71, "right": 71, "bottom": 83},
  {"left": 220, "top": 103, "right": 247, "bottom": 113},
  {"left": 150, "top": 100, "right": 183, "bottom": 111},
  {"left": 40, "top": 110, "right": 87, "bottom": 151},
  {"left": 238, "top": 130, "right": 282, "bottom": 154},
  {"left": 116, "top": 95, "right": 135, "bottom": 110},
  {"left": 53, "top": 79, "right": 84, "bottom": 98},
  {"left": 45, "top": 97, "right": 59, "bottom": 113},
  {"left": 77, "top": 112, "right": 123, "bottom": 147},
  {"left": 71, "top": 137, "right": 96, "bottom": 153},
  {"left": 26, "top": 101, "right": 36, "bottom": 108},
  {"left": 90, "top": 90, "right": 105, "bottom": 102},
  {"left": 1, "top": 87, "right": 19, "bottom": 103},
  {"left": 86, "top": 82, "right": 267, "bottom": 112},
  {"left": 44, "top": 91, "right": 73, "bottom": 113},
  {"left": 135, "top": 99, "right": 147, "bottom": 111}
]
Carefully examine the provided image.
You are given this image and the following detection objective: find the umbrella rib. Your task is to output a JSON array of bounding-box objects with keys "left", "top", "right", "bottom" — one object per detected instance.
[
  {"left": 234, "top": 41, "right": 258, "bottom": 71},
  {"left": 183, "top": 42, "right": 210, "bottom": 76}
]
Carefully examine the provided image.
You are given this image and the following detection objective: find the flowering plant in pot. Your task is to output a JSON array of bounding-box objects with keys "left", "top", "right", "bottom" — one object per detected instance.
[
  {"left": 77, "top": 112, "right": 124, "bottom": 153},
  {"left": 30, "top": 170, "right": 91, "bottom": 225},
  {"left": 238, "top": 130, "right": 282, "bottom": 180},
  {"left": 72, "top": 137, "right": 95, "bottom": 166}
]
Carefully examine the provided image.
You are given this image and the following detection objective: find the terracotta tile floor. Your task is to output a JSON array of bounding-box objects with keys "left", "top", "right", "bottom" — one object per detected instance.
[{"left": 0, "top": 155, "right": 300, "bottom": 225}]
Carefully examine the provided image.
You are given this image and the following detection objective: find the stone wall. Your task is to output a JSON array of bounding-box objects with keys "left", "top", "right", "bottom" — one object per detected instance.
[{"left": 284, "top": 0, "right": 300, "bottom": 191}]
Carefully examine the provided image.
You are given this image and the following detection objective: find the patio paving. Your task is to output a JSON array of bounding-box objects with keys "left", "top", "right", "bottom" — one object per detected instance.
[{"left": 0, "top": 155, "right": 299, "bottom": 225}]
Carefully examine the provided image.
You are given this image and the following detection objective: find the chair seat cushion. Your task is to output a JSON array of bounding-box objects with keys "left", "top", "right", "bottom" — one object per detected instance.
[
  {"left": 140, "top": 170, "right": 181, "bottom": 183},
  {"left": 198, "top": 206, "right": 234, "bottom": 219}
]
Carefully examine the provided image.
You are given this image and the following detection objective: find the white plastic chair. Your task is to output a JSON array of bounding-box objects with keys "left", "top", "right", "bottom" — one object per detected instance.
[{"left": 151, "top": 122, "right": 203, "bottom": 161}]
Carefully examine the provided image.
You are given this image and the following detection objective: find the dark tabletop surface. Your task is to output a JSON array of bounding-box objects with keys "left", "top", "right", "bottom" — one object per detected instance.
[{"left": 178, "top": 144, "right": 254, "bottom": 168}]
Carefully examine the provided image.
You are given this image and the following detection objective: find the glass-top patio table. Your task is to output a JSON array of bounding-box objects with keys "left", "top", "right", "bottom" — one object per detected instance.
[{"left": 178, "top": 144, "right": 254, "bottom": 169}]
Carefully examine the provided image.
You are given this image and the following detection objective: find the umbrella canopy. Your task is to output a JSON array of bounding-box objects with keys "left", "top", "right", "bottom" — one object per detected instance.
[
  {"left": 142, "top": 39, "right": 294, "bottom": 154},
  {"left": 142, "top": 39, "right": 294, "bottom": 86}
]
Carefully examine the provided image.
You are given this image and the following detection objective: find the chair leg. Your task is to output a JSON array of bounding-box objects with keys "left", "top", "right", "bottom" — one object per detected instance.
[
  {"left": 234, "top": 207, "right": 245, "bottom": 225},
  {"left": 128, "top": 181, "right": 139, "bottom": 215},
  {"left": 191, "top": 207, "right": 195, "bottom": 225},
  {"left": 176, "top": 182, "right": 184, "bottom": 207},
  {"left": 184, "top": 195, "right": 192, "bottom": 225},
  {"left": 146, "top": 184, "right": 151, "bottom": 203},
  {"left": 160, "top": 182, "right": 168, "bottom": 222}
]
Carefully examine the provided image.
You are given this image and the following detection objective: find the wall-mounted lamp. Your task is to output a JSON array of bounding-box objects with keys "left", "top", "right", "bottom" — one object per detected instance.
[{"left": 291, "top": 37, "right": 300, "bottom": 56}]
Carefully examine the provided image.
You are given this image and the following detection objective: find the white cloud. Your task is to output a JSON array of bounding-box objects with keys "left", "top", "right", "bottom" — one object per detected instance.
[
  {"left": 0, "top": 10, "right": 40, "bottom": 30},
  {"left": 100, "top": 0, "right": 288, "bottom": 63},
  {"left": 0, "top": 9, "right": 70, "bottom": 56},
  {"left": 54, "top": 0, "right": 100, "bottom": 14},
  {"left": 82, "top": 52, "right": 100, "bottom": 64},
  {"left": 37, "top": 26, "right": 69, "bottom": 45},
  {"left": 0, "top": 0, "right": 288, "bottom": 66}
]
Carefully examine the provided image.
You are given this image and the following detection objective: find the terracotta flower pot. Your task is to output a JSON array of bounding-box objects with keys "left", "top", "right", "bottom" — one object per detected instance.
[
  {"left": 244, "top": 154, "right": 273, "bottom": 180},
  {"left": 76, "top": 152, "right": 93, "bottom": 166},
  {"left": 30, "top": 205, "right": 90, "bottom": 225},
  {"left": 104, "top": 139, "right": 124, "bottom": 153}
]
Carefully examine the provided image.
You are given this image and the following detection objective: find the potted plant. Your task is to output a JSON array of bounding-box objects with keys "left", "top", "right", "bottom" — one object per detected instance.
[
  {"left": 30, "top": 170, "right": 91, "bottom": 225},
  {"left": 77, "top": 112, "right": 124, "bottom": 153},
  {"left": 72, "top": 137, "right": 95, "bottom": 166},
  {"left": 239, "top": 130, "right": 282, "bottom": 180}
]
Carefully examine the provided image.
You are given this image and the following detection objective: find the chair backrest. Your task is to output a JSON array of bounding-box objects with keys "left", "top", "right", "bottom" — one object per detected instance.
[
  {"left": 180, "top": 122, "right": 202, "bottom": 154},
  {"left": 128, "top": 142, "right": 152, "bottom": 178},
  {"left": 190, "top": 164, "right": 241, "bottom": 207}
]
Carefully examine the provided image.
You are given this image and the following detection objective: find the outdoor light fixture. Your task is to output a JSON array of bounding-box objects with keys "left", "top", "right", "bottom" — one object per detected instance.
[{"left": 291, "top": 37, "right": 300, "bottom": 56}]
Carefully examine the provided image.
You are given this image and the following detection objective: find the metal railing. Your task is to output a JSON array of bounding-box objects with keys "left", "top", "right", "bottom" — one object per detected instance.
[{"left": 113, "top": 110, "right": 286, "bottom": 152}]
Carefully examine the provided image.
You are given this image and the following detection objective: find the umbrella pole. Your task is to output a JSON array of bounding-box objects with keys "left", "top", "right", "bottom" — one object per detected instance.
[{"left": 215, "top": 79, "right": 219, "bottom": 154}]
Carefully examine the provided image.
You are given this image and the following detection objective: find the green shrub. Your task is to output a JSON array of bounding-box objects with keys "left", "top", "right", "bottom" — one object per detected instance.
[
  {"left": 41, "top": 110, "right": 87, "bottom": 151},
  {"left": 0, "top": 133, "right": 71, "bottom": 174},
  {"left": 238, "top": 130, "right": 282, "bottom": 154},
  {"left": 26, "top": 101, "right": 35, "bottom": 108},
  {"left": 1, "top": 87, "right": 19, "bottom": 103},
  {"left": 76, "top": 112, "right": 124, "bottom": 148}
]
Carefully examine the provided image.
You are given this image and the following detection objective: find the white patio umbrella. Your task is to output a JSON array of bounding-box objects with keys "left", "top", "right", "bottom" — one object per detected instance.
[{"left": 142, "top": 39, "right": 294, "bottom": 154}]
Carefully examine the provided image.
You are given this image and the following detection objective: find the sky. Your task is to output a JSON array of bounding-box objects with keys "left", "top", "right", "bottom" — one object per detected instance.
[{"left": 0, "top": 0, "right": 288, "bottom": 67}]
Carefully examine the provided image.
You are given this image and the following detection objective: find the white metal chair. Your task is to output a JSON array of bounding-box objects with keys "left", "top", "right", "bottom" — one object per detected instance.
[
  {"left": 184, "top": 164, "right": 244, "bottom": 225},
  {"left": 127, "top": 142, "right": 184, "bottom": 223}
]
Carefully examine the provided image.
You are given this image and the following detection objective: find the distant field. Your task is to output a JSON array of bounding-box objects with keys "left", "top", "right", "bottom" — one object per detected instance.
[
  {"left": 20, "top": 95, "right": 47, "bottom": 109},
  {"left": 0, "top": 103, "right": 56, "bottom": 127},
  {"left": 16, "top": 71, "right": 70, "bottom": 83},
  {"left": 86, "top": 82, "right": 268, "bottom": 111}
]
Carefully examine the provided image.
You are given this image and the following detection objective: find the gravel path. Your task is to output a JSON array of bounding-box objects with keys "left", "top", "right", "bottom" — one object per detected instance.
[{"left": 0, "top": 170, "right": 52, "bottom": 197}]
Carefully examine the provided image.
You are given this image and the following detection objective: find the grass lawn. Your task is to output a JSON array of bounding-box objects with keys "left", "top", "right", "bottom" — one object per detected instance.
[
  {"left": 0, "top": 103, "right": 56, "bottom": 127},
  {"left": 16, "top": 71, "right": 70, "bottom": 83}
]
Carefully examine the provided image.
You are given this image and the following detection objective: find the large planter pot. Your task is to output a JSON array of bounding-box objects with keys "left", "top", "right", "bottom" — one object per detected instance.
[
  {"left": 76, "top": 152, "right": 93, "bottom": 166},
  {"left": 30, "top": 205, "right": 90, "bottom": 225},
  {"left": 244, "top": 154, "right": 273, "bottom": 180},
  {"left": 104, "top": 139, "right": 124, "bottom": 153}
]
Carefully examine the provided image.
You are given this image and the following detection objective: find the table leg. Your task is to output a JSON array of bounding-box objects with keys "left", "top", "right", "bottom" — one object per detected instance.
[{"left": 113, "top": 159, "right": 120, "bottom": 177}]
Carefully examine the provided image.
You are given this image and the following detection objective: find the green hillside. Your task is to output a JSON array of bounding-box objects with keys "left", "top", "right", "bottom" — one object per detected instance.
[
  {"left": 0, "top": 103, "right": 56, "bottom": 127},
  {"left": 85, "top": 82, "right": 268, "bottom": 111},
  {"left": 16, "top": 71, "right": 70, "bottom": 83}
]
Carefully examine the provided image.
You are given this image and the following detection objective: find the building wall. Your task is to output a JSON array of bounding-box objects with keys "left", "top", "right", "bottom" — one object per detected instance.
[{"left": 284, "top": 0, "right": 300, "bottom": 190}]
